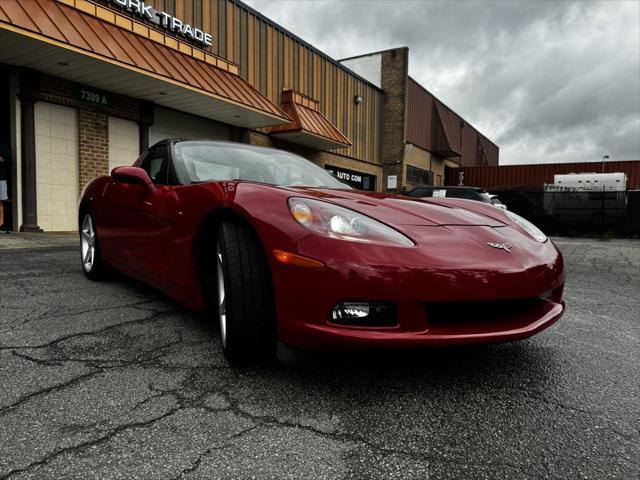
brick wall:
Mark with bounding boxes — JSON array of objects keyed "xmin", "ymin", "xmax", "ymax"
[
  {"xmin": 380, "ymin": 48, "xmax": 409, "ymax": 193},
  {"xmin": 78, "ymin": 109, "xmax": 110, "ymax": 189},
  {"xmin": 246, "ymin": 131, "xmax": 383, "ymax": 191},
  {"xmin": 432, "ymin": 158, "xmax": 446, "ymax": 186}
]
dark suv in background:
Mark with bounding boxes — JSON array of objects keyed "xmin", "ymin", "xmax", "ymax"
[{"xmin": 407, "ymin": 186, "xmax": 507, "ymax": 210}]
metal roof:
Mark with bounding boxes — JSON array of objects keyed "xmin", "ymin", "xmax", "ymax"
[
  {"xmin": 0, "ymin": 0, "xmax": 291, "ymax": 128},
  {"xmin": 268, "ymin": 90, "xmax": 352, "ymax": 150}
]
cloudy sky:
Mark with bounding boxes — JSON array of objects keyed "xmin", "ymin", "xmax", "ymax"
[{"xmin": 244, "ymin": 0, "xmax": 640, "ymax": 165}]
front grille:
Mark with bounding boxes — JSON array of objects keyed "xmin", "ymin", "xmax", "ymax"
[{"xmin": 424, "ymin": 297, "xmax": 547, "ymax": 335}]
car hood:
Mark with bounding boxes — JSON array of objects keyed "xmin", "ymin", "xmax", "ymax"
[{"xmin": 282, "ymin": 187, "xmax": 507, "ymax": 227}]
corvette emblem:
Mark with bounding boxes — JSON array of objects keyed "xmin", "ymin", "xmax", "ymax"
[{"xmin": 487, "ymin": 241, "xmax": 513, "ymax": 252}]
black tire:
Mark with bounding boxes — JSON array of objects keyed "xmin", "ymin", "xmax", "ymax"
[
  {"xmin": 216, "ymin": 220, "xmax": 277, "ymax": 365},
  {"xmin": 80, "ymin": 212, "xmax": 108, "ymax": 281}
]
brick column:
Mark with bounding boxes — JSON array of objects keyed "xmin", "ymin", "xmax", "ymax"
[
  {"xmin": 380, "ymin": 47, "xmax": 409, "ymax": 193},
  {"xmin": 78, "ymin": 109, "xmax": 109, "ymax": 190}
]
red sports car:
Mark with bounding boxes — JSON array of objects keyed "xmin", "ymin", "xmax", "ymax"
[{"xmin": 79, "ymin": 139, "xmax": 565, "ymax": 364}]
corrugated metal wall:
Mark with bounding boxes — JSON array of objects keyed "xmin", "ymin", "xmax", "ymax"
[
  {"xmin": 445, "ymin": 161, "xmax": 640, "ymax": 190},
  {"xmin": 405, "ymin": 79, "xmax": 433, "ymax": 149},
  {"xmin": 406, "ymin": 78, "xmax": 499, "ymax": 167},
  {"xmin": 146, "ymin": 0, "xmax": 383, "ymax": 164}
]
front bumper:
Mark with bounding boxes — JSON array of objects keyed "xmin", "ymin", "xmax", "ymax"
[
  {"xmin": 268, "ymin": 226, "xmax": 566, "ymax": 351},
  {"xmin": 291, "ymin": 296, "xmax": 565, "ymax": 350}
]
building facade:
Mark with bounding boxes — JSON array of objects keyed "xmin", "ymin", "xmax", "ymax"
[
  {"xmin": 341, "ymin": 47, "xmax": 499, "ymax": 193},
  {"xmin": 0, "ymin": 0, "xmax": 497, "ymax": 232}
]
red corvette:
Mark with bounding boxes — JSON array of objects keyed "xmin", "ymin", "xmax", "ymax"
[{"xmin": 79, "ymin": 139, "xmax": 565, "ymax": 364}]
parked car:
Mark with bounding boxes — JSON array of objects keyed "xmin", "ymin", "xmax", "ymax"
[
  {"xmin": 79, "ymin": 140, "xmax": 564, "ymax": 365},
  {"xmin": 408, "ymin": 186, "xmax": 508, "ymax": 209},
  {"xmin": 487, "ymin": 193, "xmax": 508, "ymax": 210}
]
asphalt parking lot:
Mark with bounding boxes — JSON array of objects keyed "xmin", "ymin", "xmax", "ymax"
[{"xmin": 0, "ymin": 237, "xmax": 638, "ymax": 479}]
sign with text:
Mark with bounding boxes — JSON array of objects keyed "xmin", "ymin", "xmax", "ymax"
[
  {"xmin": 108, "ymin": 0, "xmax": 213, "ymax": 47},
  {"xmin": 74, "ymin": 86, "xmax": 112, "ymax": 108},
  {"xmin": 386, "ymin": 175, "xmax": 397, "ymax": 190},
  {"xmin": 325, "ymin": 165, "xmax": 376, "ymax": 191}
]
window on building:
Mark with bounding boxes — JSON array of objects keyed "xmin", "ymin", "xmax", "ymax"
[{"xmin": 406, "ymin": 165, "xmax": 433, "ymax": 186}]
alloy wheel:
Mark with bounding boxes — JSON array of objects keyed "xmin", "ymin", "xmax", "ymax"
[
  {"xmin": 216, "ymin": 241, "xmax": 227, "ymax": 347},
  {"xmin": 81, "ymin": 214, "xmax": 95, "ymax": 273}
]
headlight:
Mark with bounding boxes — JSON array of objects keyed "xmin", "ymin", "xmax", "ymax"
[
  {"xmin": 288, "ymin": 197, "xmax": 414, "ymax": 247},
  {"xmin": 506, "ymin": 210, "xmax": 547, "ymax": 243}
]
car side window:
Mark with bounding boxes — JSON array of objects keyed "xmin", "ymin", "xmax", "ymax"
[
  {"xmin": 410, "ymin": 188, "xmax": 432, "ymax": 197},
  {"xmin": 140, "ymin": 145, "xmax": 174, "ymax": 185}
]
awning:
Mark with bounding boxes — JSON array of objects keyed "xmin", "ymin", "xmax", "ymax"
[
  {"xmin": 431, "ymin": 101, "xmax": 462, "ymax": 158},
  {"xmin": 0, "ymin": 0, "xmax": 291, "ymax": 128},
  {"xmin": 268, "ymin": 90, "xmax": 351, "ymax": 150}
]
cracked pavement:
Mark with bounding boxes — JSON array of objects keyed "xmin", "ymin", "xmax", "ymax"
[{"xmin": 0, "ymin": 238, "xmax": 638, "ymax": 479}]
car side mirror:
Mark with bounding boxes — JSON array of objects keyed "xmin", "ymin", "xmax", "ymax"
[{"xmin": 111, "ymin": 166, "xmax": 157, "ymax": 195}]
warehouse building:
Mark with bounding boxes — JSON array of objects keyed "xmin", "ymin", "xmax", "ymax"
[
  {"xmin": 0, "ymin": 0, "xmax": 496, "ymax": 232},
  {"xmin": 341, "ymin": 47, "xmax": 499, "ymax": 191}
]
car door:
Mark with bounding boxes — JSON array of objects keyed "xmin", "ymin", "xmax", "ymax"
[{"xmin": 101, "ymin": 143, "xmax": 180, "ymax": 285}]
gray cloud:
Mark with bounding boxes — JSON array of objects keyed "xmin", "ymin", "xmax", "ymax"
[{"xmin": 244, "ymin": 0, "xmax": 640, "ymax": 164}]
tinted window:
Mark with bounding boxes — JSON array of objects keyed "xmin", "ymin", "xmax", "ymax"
[
  {"xmin": 140, "ymin": 145, "xmax": 174, "ymax": 185},
  {"xmin": 456, "ymin": 190, "xmax": 476, "ymax": 200},
  {"xmin": 406, "ymin": 165, "xmax": 433, "ymax": 186},
  {"xmin": 408, "ymin": 188, "xmax": 434, "ymax": 197}
]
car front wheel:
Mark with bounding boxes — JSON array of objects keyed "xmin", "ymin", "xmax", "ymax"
[{"xmin": 215, "ymin": 220, "xmax": 277, "ymax": 365}]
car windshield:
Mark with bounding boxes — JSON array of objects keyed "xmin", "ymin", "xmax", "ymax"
[{"xmin": 173, "ymin": 141, "xmax": 351, "ymax": 189}]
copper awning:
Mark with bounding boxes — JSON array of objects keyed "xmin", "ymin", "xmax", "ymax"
[
  {"xmin": 431, "ymin": 101, "xmax": 462, "ymax": 158},
  {"xmin": 269, "ymin": 90, "xmax": 351, "ymax": 150},
  {"xmin": 0, "ymin": 0, "xmax": 290, "ymax": 128}
]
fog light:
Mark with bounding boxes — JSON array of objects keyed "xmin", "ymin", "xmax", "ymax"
[
  {"xmin": 335, "ymin": 302, "xmax": 369, "ymax": 318},
  {"xmin": 331, "ymin": 302, "xmax": 397, "ymax": 326}
]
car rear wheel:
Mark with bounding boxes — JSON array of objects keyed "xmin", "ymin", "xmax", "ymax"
[
  {"xmin": 215, "ymin": 220, "xmax": 277, "ymax": 365},
  {"xmin": 80, "ymin": 213, "xmax": 108, "ymax": 280}
]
